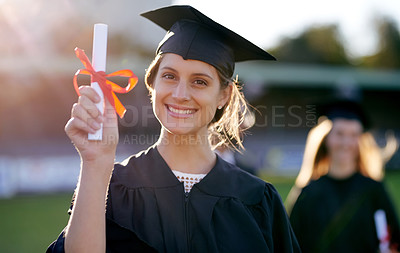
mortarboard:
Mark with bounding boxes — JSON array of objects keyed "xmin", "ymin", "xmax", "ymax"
[
  {"xmin": 140, "ymin": 5, "xmax": 275, "ymax": 78},
  {"xmin": 318, "ymin": 99, "xmax": 370, "ymax": 130}
]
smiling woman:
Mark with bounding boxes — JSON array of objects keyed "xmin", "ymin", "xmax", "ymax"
[
  {"xmin": 146, "ymin": 53, "xmax": 232, "ymax": 148},
  {"xmin": 47, "ymin": 5, "xmax": 300, "ymax": 253},
  {"xmin": 150, "ymin": 54, "xmax": 224, "ymax": 134}
]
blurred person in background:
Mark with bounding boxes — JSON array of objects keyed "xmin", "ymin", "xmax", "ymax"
[
  {"xmin": 286, "ymin": 99, "xmax": 400, "ymax": 253},
  {"xmin": 47, "ymin": 5, "xmax": 300, "ymax": 253}
]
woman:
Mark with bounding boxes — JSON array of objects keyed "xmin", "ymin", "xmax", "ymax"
[
  {"xmin": 47, "ymin": 5, "xmax": 300, "ymax": 253},
  {"xmin": 286, "ymin": 100, "xmax": 400, "ymax": 253}
]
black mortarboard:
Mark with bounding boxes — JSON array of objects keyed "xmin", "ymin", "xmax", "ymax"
[
  {"xmin": 318, "ymin": 100, "xmax": 370, "ymax": 130},
  {"xmin": 140, "ymin": 5, "xmax": 276, "ymax": 78}
]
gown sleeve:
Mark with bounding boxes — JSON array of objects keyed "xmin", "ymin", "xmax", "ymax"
[
  {"xmin": 249, "ymin": 183, "xmax": 301, "ymax": 253},
  {"xmin": 289, "ymin": 187, "xmax": 312, "ymax": 252},
  {"xmin": 46, "ymin": 228, "xmax": 67, "ymax": 253},
  {"xmin": 46, "ymin": 177, "xmax": 159, "ymax": 253},
  {"xmin": 45, "ymin": 194, "xmax": 75, "ymax": 253}
]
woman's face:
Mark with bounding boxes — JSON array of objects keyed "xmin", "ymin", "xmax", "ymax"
[
  {"xmin": 326, "ymin": 118, "xmax": 363, "ymax": 164},
  {"xmin": 151, "ymin": 53, "xmax": 230, "ymax": 136}
]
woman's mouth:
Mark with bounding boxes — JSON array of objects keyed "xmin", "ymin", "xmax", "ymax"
[{"xmin": 166, "ymin": 104, "xmax": 197, "ymax": 118}]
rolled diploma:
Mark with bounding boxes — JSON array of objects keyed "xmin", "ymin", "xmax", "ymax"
[
  {"xmin": 374, "ymin": 209, "xmax": 389, "ymax": 252},
  {"xmin": 88, "ymin": 23, "xmax": 108, "ymax": 140}
]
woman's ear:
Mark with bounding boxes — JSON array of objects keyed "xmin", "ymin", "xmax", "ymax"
[{"xmin": 218, "ymin": 83, "xmax": 233, "ymax": 108}]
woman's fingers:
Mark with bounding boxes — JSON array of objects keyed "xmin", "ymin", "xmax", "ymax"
[
  {"xmin": 77, "ymin": 96, "xmax": 103, "ymax": 123},
  {"xmin": 65, "ymin": 116, "xmax": 96, "ymax": 136},
  {"xmin": 66, "ymin": 86, "xmax": 104, "ymax": 136},
  {"xmin": 70, "ymin": 103, "xmax": 101, "ymax": 134},
  {"xmin": 77, "ymin": 87, "xmax": 103, "ymax": 122},
  {"xmin": 67, "ymin": 85, "xmax": 118, "ymax": 138},
  {"xmin": 64, "ymin": 85, "xmax": 119, "ymax": 161},
  {"xmin": 79, "ymin": 85, "xmax": 101, "ymax": 103}
]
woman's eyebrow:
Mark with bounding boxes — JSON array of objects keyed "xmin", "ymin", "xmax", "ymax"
[
  {"xmin": 159, "ymin": 66, "xmax": 178, "ymax": 72},
  {"xmin": 160, "ymin": 66, "xmax": 214, "ymax": 80},
  {"xmin": 192, "ymin": 72, "xmax": 214, "ymax": 80}
]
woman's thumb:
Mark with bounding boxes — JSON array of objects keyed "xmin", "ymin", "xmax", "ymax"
[{"xmin": 103, "ymin": 97, "xmax": 116, "ymax": 118}]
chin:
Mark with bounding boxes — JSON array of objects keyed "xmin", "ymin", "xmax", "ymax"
[
  {"xmin": 161, "ymin": 118, "xmax": 197, "ymax": 133},
  {"xmin": 164, "ymin": 126, "xmax": 196, "ymax": 136},
  {"xmin": 161, "ymin": 122, "xmax": 209, "ymax": 141},
  {"xmin": 158, "ymin": 113, "xmax": 210, "ymax": 137}
]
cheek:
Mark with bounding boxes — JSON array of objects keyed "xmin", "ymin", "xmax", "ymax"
[
  {"xmin": 151, "ymin": 87, "xmax": 166, "ymax": 117},
  {"xmin": 350, "ymin": 137, "xmax": 360, "ymax": 151},
  {"xmin": 326, "ymin": 135, "xmax": 339, "ymax": 151},
  {"xmin": 152, "ymin": 80, "xmax": 170, "ymax": 101},
  {"xmin": 195, "ymin": 94, "xmax": 218, "ymax": 122},
  {"xmin": 193, "ymin": 86, "xmax": 219, "ymax": 106}
]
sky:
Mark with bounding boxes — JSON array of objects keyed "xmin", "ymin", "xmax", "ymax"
[
  {"xmin": 0, "ymin": 0, "xmax": 398, "ymax": 62},
  {"xmin": 173, "ymin": 0, "xmax": 400, "ymax": 58}
]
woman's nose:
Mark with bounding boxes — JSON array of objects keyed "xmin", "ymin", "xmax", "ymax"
[
  {"xmin": 341, "ymin": 136, "xmax": 356, "ymax": 148},
  {"xmin": 172, "ymin": 81, "xmax": 190, "ymax": 101}
]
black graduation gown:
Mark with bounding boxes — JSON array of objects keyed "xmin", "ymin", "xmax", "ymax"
[
  {"xmin": 290, "ymin": 173, "xmax": 400, "ymax": 253},
  {"xmin": 47, "ymin": 145, "xmax": 300, "ymax": 252}
]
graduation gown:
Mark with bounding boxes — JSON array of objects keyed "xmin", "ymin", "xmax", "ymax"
[
  {"xmin": 47, "ymin": 145, "xmax": 300, "ymax": 252},
  {"xmin": 290, "ymin": 173, "xmax": 400, "ymax": 253}
]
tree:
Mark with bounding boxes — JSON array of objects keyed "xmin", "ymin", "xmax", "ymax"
[
  {"xmin": 361, "ymin": 17, "xmax": 400, "ymax": 69},
  {"xmin": 271, "ymin": 24, "xmax": 350, "ymax": 65}
]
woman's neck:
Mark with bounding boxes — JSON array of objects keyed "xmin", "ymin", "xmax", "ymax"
[
  {"xmin": 156, "ymin": 128, "xmax": 216, "ymax": 174},
  {"xmin": 328, "ymin": 160, "xmax": 358, "ymax": 179}
]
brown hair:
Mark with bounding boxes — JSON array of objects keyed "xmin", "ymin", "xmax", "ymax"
[{"xmin": 144, "ymin": 54, "xmax": 251, "ymax": 151}]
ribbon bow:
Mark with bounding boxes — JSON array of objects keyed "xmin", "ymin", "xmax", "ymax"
[{"xmin": 73, "ymin": 47, "xmax": 138, "ymax": 118}]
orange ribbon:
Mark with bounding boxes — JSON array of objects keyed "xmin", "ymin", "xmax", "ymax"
[{"xmin": 73, "ymin": 47, "xmax": 138, "ymax": 118}]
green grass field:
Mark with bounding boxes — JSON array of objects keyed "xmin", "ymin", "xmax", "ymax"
[{"xmin": 1, "ymin": 171, "xmax": 399, "ymax": 253}]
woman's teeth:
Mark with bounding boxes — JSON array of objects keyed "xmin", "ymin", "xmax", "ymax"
[{"xmin": 168, "ymin": 106, "xmax": 194, "ymax": 114}]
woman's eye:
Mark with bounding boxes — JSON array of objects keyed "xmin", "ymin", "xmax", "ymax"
[
  {"xmin": 194, "ymin": 79, "xmax": 207, "ymax": 86},
  {"xmin": 162, "ymin": 73, "xmax": 175, "ymax": 79}
]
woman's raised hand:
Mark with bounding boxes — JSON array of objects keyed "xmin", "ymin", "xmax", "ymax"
[
  {"xmin": 65, "ymin": 86, "xmax": 119, "ymax": 163},
  {"xmin": 64, "ymin": 86, "xmax": 118, "ymax": 253}
]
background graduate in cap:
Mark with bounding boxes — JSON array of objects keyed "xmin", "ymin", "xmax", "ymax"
[
  {"xmin": 286, "ymin": 99, "xmax": 400, "ymax": 253},
  {"xmin": 47, "ymin": 5, "xmax": 300, "ymax": 253}
]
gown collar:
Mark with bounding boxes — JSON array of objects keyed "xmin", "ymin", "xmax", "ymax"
[{"xmin": 143, "ymin": 145, "xmax": 265, "ymax": 205}]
